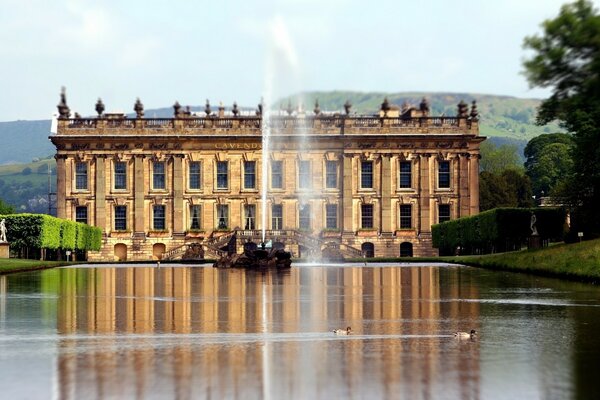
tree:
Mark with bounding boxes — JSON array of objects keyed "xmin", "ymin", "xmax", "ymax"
[
  {"xmin": 479, "ymin": 141, "xmax": 521, "ymax": 173},
  {"xmin": 523, "ymin": 0, "xmax": 600, "ymax": 235},
  {"xmin": 0, "ymin": 198, "xmax": 15, "ymax": 214},
  {"xmin": 524, "ymin": 133, "xmax": 575, "ymax": 197},
  {"xmin": 479, "ymin": 169, "xmax": 534, "ymax": 211}
]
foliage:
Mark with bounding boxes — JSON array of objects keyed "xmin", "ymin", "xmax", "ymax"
[
  {"xmin": 0, "ymin": 198, "xmax": 14, "ymax": 214},
  {"xmin": 524, "ymin": 133, "xmax": 575, "ymax": 197},
  {"xmin": 0, "ymin": 158, "xmax": 56, "ymax": 213},
  {"xmin": 523, "ymin": 0, "xmax": 600, "ymax": 236},
  {"xmin": 479, "ymin": 169, "xmax": 534, "ymax": 211},
  {"xmin": 432, "ymin": 207, "xmax": 567, "ymax": 255},
  {"xmin": 480, "ymin": 141, "xmax": 521, "ymax": 173},
  {"xmin": 0, "ymin": 213, "xmax": 101, "ymax": 252}
]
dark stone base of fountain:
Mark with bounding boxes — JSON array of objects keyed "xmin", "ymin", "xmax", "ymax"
[{"xmin": 213, "ymin": 242, "xmax": 292, "ymax": 270}]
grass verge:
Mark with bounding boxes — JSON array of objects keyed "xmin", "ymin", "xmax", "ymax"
[{"xmin": 0, "ymin": 259, "xmax": 73, "ymax": 275}]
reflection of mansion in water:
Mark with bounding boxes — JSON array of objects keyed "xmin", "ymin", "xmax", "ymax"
[{"xmin": 50, "ymin": 90, "xmax": 483, "ymax": 261}]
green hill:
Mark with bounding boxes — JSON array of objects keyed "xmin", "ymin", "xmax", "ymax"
[
  {"xmin": 0, "ymin": 156, "xmax": 56, "ymax": 213},
  {"xmin": 281, "ymin": 91, "xmax": 563, "ymax": 140}
]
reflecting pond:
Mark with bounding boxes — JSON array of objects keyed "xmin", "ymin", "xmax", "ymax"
[{"xmin": 1, "ymin": 263, "xmax": 600, "ymax": 399}]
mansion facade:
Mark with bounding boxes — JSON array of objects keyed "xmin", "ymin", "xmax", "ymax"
[{"xmin": 51, "ymin": 92, "xmax": 484, "ymax": 261}]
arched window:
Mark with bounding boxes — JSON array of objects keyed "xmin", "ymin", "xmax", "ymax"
[
  {"xmin": 400, "ymin": 242, "xmax": 413, "ymax": 257},
  {"xmin": 361, "ymin": 242, "xmax": 375, "ymax": 258},
  {"xmin": 114, "ymin": 243, "xmax": 127, "ymax": 262},
  {"xmin": 153, "ymin": 243, "xmax": 166, "ymax": 260}
]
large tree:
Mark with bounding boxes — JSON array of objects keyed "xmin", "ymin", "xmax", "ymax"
[
  {"xmin": 524, "ymin": 133, "xmax": 575, "ymax": 197},
  {"xmin": 0, "ymin": 198, "xmax": 15, "ymax": 214},
  {"xmin": 523, "ymin": 0, "xmax": 600, "ymax": 235}
]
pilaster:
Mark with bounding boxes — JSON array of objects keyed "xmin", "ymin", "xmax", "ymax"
[{"xmin": 95, "ymin": 156, "xmax": 106, "ymax": 231}]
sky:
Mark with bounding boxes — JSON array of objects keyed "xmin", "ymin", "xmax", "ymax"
[{"xmin": 1, "ymin": 0, "xmax": 598, "ymax": 121}]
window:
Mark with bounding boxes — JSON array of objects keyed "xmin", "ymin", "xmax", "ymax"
[
  {"xmin": 217, "ymin": 204, "xmax": 229, "ymax": 229},
  {"xmin": 326, "ymin": 204, "xmax": 338, "ymax": 229},
  {"xmin": 244, "ymin": 205, "xmax": 256, "ymax": 230},
  {"xmin": 153, "ymin": 161, "xmax": 165, "ymax": 189},
  {"xmin": 439, "ymin": 204, "xmax": 451, "ymax": 223},
  {"xmin": 244, "ymin": 161, "xmax": 256, "ymax": 189},
  {"xmin": 299, "ymin": 204, "xmax": 311, "ymax": 230},
  {"xmin": 153, "ymin": 205, "xmax": 166, "ymax": 230},
  {"xmin": 75, "ymin": 162, "xmax": 88, "ymax": 190},
  {"xmin": 272, "ymin": 204, "xmax": 283, "ymax": 229},
  {"xmin": 399, "ymin": 161, "xmax": 411, "ymax": 189},
  {"xmin": 438, "ymin": 161, "xmax": 450, "ymax": 188},
  {"xmin": 189, "ymin": 162, "xmax": 202, "ymax": 189},
  {"xmin": 298, "ymin": 160, "xmax": 311, "ymax": 189},
  {"xmin": 75, "ymin": 206, "xmax": 88, "ymax": 224},
  {"xmin": 326, "ymin": 160, "xmax": 338, "ymax": 189},
  {"xmin": 271, "ymin": 161, "xmax": 283, "ymax": 189},
  {"xmin": 216, "ymin": 161, "xmax": 228, "ymax": 189},
  {"xmin": 400, "ymin": 204, "xmax": 412, "ymax": 229},
  {"xmin": 190, "ymin": 205, "xmax": 201, "ymax": 230},
  {"xmin": 361, "ymin": 161, "xmax": 373, "ymax": 189},
  {"xmin": 361, "ymin": 204, "xmax": 373, "ymax": 229},
  {"xmin": 113, "ymin": 161, "xmax": 127, "ymax": 190},
  {"xmin": 114, "ymin": 205, "xmax": 127, "ymax": 231}
]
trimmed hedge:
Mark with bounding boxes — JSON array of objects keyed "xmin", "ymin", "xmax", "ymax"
[
  {"xmin": 0, "ymin": 213, "xmax": 101, "ymax": 252},
  {"xmin": 432, "ymin": 207, "xmax": 567, "ymax": 255}
]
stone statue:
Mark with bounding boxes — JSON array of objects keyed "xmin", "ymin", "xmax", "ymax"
[
  {"xmin": 0, "ymin": 219, "xmax": 7, "ymax": 243},
  {"xmin": 530, "ymin": 213, "xmax": 538, "ymax": 236}
]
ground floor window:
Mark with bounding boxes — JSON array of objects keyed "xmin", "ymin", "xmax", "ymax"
[
  {"xmin": 153, "ymin": 205, "xmax": 166, "ymax": 230},
  {"xmin": 272, "ymin": 205, "xmax": 283, "ymax": 229},
  {"xmin": 299, "ymin": 204, "xmax": 311, "ymax": 230},
  {"xmin": 75, "ymin": 206, "xmax": 88, "ymax": 224},
  {"xmin": 361, "ymin": 204, "xmax": 373, "ymax": 229},
  {"xmin": 326, "ymin": 204, "xmax": 338, "ymax": 229},
  {"xmin": 190, "ymin": 205, "xmax": 201, "ymax": 230},
  {"xmin": 400, "ymin": 204, "xmax": 412, "ymax": 229},
  {"xmin": 244, "ymin": 204, "xmax": 256, "ymax": 230},
  {"xmin": 114, "ymin": 205, "xmax": 127, "ymax": 231},
  {"xmin": 217, "ymin": 204, "xmax": 229, "ymax": 229},
  {"xmin": 439, "ymin": 204, "xmax": 451, "ymax": 223}
]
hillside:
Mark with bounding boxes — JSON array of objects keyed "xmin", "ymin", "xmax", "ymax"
[
  {"xmin": 0, "ymin": 91, "xmax": 561, "ymax": 166},
  {"xmin": 0, "ymin": 156, "xmax": 56, "ymax": 213},
  {"xmin": 281, "ymin": 91, "xmax": 563, "ymax": 140}
]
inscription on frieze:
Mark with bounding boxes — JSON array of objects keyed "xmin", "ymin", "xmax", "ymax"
[
  {"xmin": 111, "ymin": 143, "xmax": 129, "ymax": 150},
  {"xmin": 71, "ymin": 143, "xmax": 89, "ymax": 150}
]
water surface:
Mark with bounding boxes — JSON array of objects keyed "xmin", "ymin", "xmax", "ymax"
[{"xmin": 1, "ymin": 263, "xmax": 599, "ymax": 399}]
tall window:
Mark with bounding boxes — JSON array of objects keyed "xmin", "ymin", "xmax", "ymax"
[
  {"xmin": 216, "ymin": 161, "xmax": 228, "ymax": 189},
  {"xmin": 75, "ymin": 206, "xmax": 88, "ymax": 224},
  {"xmin": 244, "ymin": 205, "xmax": 256, "ymax": 230},
  {"xmin": 400, "ymin": 204, "xmax": 412, "ymax": 229},
  {"xmin": 114, "ymin": 161, "xmax": 127, "ymax": 190},
  {"xmin": 189, "ymin": 162, "xmax": 202, "ymax": 189},
  {"xmin": 438, "ymin": 161, "xmax": 450, "ymax": 188},
  {"xmin": 361, "ymin": 204, "xmax": 373, "ymax": 229},
  {"xmin": 271, "ymin": 161, "xmax": 283, "ymax": 189},
  {"xmin": 326, "ymin": 204, "xmax": 338, "ymax": 229},
  {"xmin": 299, "ymin": 204, "xmax": 311, "ymax": 230},
  {"xmin": 244, "ymin": 161, "xmax": 256, "ymax": 189},
  {"xmin": 361, "ymin": 161, "xmax": 373, "ymax": 189},
  {"xmin": 298, "ymin": 160, "xmax": 311, "ymax": 189},
  {"xmin": 114, "ymin": 205, "xmax": 127, "ymax": 231},
  {"xmin": 439, "ymin": 204, "xmax": 451, "ymax": 223},
  {"xmin": 153, "ymin": 205, "xmax": 166, "ymax": 230},
  {"xmin": 217, "ymin": 204, "xmax": 229, "ymax": 229},
  {"xmin": 326, "ymin": 160, "xmax": 338, "ymax": 189},
  {"xmin": 399, "ymin": 161, "xmax": 412, "ymax": 189},
  {"xmin": 153, "ymin": 161, "xmax": 165, "ymax": 189},
  {"xmin": 190, "ymin": 205, "xmax": 201, "ymax": 230},
  {"xmin": 272, "ymin": 204, "xmax": 283, "ymax": 229},
  {"xmin": 75, "ymin": 162, "xmax": 88, "ymax": 190}
]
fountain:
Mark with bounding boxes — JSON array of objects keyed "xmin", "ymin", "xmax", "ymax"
[{"xmin": 213, "ymin": 16, "xmax": 298, "ymax": 270}]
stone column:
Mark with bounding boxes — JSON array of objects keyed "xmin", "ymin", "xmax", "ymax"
[
  {"xmin": 381, "ymin": 155, "xmax": 392, "ymax": 234},
  {"xmin": 172, "ymin": 155, "xmax": 184, "ymax": 234},
  {"xmin": 469, "ymin": 154, "xmax": 480, "ymax": 214},
  {"xmin": 418, "ymin": 154, "xmax": 431, "ymax": 233},
  {"xmin": 134, "ymin": 155, "xmax": 145, "ymax": 234},
  {"xmin": 55, "ymin": 155, "xmax": 67, "ymax": 218},
  {"xmin": 459, "ymin": 154, "xmax": 470, "ymax": 217},
  {"xmin": 95, "ymin": 156, "xmax": 106, "ymax": 232},
  {"xmin": 342, "ymin": 154, "xmax": 354, "ymax": 234}
]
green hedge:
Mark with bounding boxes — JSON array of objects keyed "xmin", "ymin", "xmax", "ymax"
[
  {"xmin": 0, "ymin": 213, "xmax": 101, "ymax": 252},
  {"xmin": 432, "ymin": 207, "xmax": 567, "ymax": 255}
]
